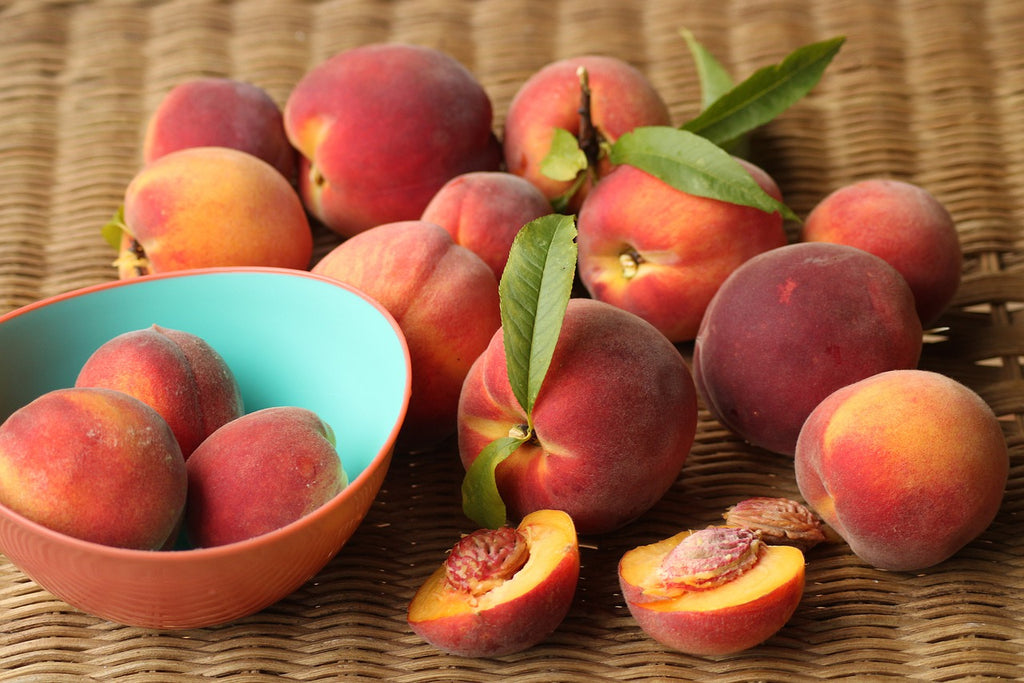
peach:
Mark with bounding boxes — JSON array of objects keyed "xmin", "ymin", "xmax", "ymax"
[
  {"xmin": 312, "ymin": 220, "xmax": 501, "ymax": 453},
  {"xmin": 407, "ymin": 508, "xmax": 579, "ymax": 657},
  {"xmin": 185, "ymin": 406, "xmax": 347, "ymax": 547},
  {"xmin": 457, "ymin": 298, "xmax": 698, "ymax": 535},
  {"xmin": 0, "ymin": 387, "xmax": 186, "ymax": 550},
  {"xmin": 113, "ymin": 146, "xmax": 313, "ymax": 278},
  {"xmin": 284, "ymin": 42, "xmax": 502, "ymax": 238},
  {"xmin": 795, "ymin": 369, "xmax": 1009, "ymax": 572},
  {"xmin": 577, "ymin": 159, "xmax": 787, "ymax": 342},
  {"xmin": 801, "ymin": 179, "xmax": 962, "ymax": 326},
  {"xmin": 142, "ymin": 77, "xmax": 298, "ymax": 183},
  {"xmin": 421, "ymin": 171, "xmax": 553, "ymax": 280},
  {"xmin": 693, "ymin": 242, "xmax": 923, "ymax": 456},
  {"xmin": 503, "ymin": 55, "xmax": 671, "ymax": 211},
  {"xmin": 618, "ymin": 526, "xmax": 805, "ymax": 656},
  {"xmin": 75, "ymin": 324, "xmax": 244, "ymax": 459}
]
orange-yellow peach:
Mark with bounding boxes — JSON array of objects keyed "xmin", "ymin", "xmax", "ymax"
[
  {"xmin": 284, "ymin": 42, "xmax": 502, "ymax": 238},
  {"xmin": 693, "ymin": 242, "xmax": 923, "ymax": 456},
  {"xmin": 618, "ymin": 526, "xmax": 805, "ymax": 656},
  {"xmin": 503, "ymin": 55, "xmax": 671, "ymax": 211},
  {"xmin": 407, "ymin": 509, "xmax": 579, "ymax": 657},
  {"xmin": 0, "ymin": 387, "xmax": 186, "ymax": 550},
  {"xmin": 421, "ymin": 171, "xmax": 553, "ymax": 280},
  {"xmin": 115, "ymin": 146, "xmax": 313, "ymax": 278},
  {"xmin": 795, "ymin": 369, "xmax": 1009, "ymax": 571},
  {"xmin": 75, "ymin": 324, "xmax": 244, "ymax": 459},
  {"xmin": 143, "ymin": 77, "xmax": 298, "ymax": 183},
  {"xmin": 457, "ymin": 298, "xmax": 698, "ymax": 535},
  {"xmin": 577, "ymin": 159, "xmax": 787, "ymax": 342},
  {"xmin": 801, "ymin": 179, "xmax": 961, "ymax": 326},
  {"xmin": 312, "ymin": 220, "xmax": 501, "ymax": 453},
  {"xmin": 185, "ymin": 406, "xmax": 346, "ymax": 547}
]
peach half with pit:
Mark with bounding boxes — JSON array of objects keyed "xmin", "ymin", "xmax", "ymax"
[
  {"xmin": 618, "ymin": 525, "xmax": 805, "ymax": 656},
  {"xmin": 407, "ymin": 509, "xmax": 580, "ymax": 658}
]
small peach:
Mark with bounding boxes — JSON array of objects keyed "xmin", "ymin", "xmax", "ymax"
[
  {"xmin": 407, "ymin": 509, "xmax": 580, "ymax": 657},
  {"xmin": 0, "ymin": 387, "xmax": 186, "ymax": 550},
  {"xmin": 143, "ymin": 77, "xmax": 298, "ymax": 182},
  {"xmin": 795, "ymin": 369, "xmax": 1009, "ymax": 571},
  {"xmin": 185, "ymin": 406, "xmax": 347, "ymax": 547},
  {"xmin": 75, "ymin": 324, "xmax": 244, "ymax": 459}
]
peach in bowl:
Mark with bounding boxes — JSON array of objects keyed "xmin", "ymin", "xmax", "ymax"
[{"xmin": 0, "ymin": 267, "xmax": 411, "ymax": 629}]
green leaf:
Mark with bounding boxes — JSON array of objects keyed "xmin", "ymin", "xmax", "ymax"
[
  {"xmin": 540, "ymin": 127, "xmax": 589, "ymax": 182},
  {"xmin": 461, "ymin": 435, "xmax": 528, "ymax": 529},
  {"xmin": 610, "ymin": 126, "xmax": 799, "ymax": 222},
  {"xmin": 681, "ymin": 36, "xmax": 845, "ymax": 148},
  {"xmin": 499, "ymin": 214, "xmax": 578, "ymax": 417},
  {"xmin": 100, "ymin": 205, "xmax": 127, "ymax": 250},
  {"xmin": 680, "ymin": 28, "xmax": 735, "ymax": 110}
]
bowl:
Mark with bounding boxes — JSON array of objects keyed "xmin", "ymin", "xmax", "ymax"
[{"xmin": 0, "ymin": 267, "xmax": 411, "ymax": 629}]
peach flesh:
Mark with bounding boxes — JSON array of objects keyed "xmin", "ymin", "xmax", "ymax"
[
  {"xmin": 407, "ymin": 509, "xmax": 580, "ymax": 658},
  {"xmin": 619, "ymin": 528, "xmax": 805, "ymax": 656}
]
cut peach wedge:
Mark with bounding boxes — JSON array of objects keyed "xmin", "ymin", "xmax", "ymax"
[
  {"xmin": 407, "ymin": 509, "xmax": 580, "ymax": 658},
  {"xmin": 618, "ymin": 526, "xmax": 805, "ymax": 656}
]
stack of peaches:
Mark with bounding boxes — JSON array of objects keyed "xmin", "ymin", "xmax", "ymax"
[{"xmin": 11, "ymin": 40, "xmax": 1009, "ymax": 657}]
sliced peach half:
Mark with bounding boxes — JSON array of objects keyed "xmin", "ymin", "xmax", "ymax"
[
  {"xmin": 407, "ymin": 508, "xmax": 580, "ymax": 658},
  {"xmin": 619, "ymin": 526, "xmax": 805, "ymax": 656}
]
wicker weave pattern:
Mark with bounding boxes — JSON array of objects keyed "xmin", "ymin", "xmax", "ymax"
[{"xmin": 2, "ymin": 0, "xmax": 1023, "ymax": 680}]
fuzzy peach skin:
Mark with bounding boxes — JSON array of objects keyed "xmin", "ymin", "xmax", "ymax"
[
  {"xmin": 312, "ymin": 220, "xmax": 501, "ymax": 453},
  {"xmin": 185, "ymin": 406, "xmax": 347, "ymax": 548},
  {"xmin": 801, "ymin": 179, "xmax": 961, "ymax": 327},
  {"xmin": 75, "ymin": 324, "xmax": 244, "ymax": 459},
  {"xmin": 421, "ymin": 171, "xmax": 553, "ymax": 280},
  {"xmin": 116, "ymin": 146, "xmax": 313, "ymax": 278},
  {"xmin": 693, "ymin": 242, "xmax": 923, "ymax": 456},
  {"xmin": 0, "ymin": 387, "xmax": 186, "ymax": 550},
  {"xmin": 503, "ymin": 55, "xmax": 671, "ymax": 211},
  {"xmin": 408, "ymin": 509, "xmax": 580, "ymax": 658},
  {"xmin": 795, "ymin": 369, "xmax": 1009, "ymax": 572},
  {"xmin": 577, "ymin": 159, "xmax": 787, "ymax": 342},
  {"xmin": 143, "ymin": 77, "xmax": 298, "ymax": 183},
  {"xmin": 618, "ymin": 529, "xmax": 805, "ymax": 656},
  {"xmin": 284, "ymin": 42, "xmax": 502, "ymax": 238},
  {"xmin": 457, "ymin": 298, "xmax": 698, "ymax": 535}
]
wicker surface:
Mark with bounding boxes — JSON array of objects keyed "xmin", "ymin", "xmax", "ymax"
[{"xmin": 2, "ymin": 0, "xmax": 1023, "ymax": 680}]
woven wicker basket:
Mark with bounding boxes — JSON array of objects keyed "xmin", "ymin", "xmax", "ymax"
[{"xmin": 2, "ymin": 0, "xmax": 1023, "ymax": 680}]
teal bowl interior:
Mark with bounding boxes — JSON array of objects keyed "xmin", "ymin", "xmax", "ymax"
[
  {"xmin": 0, "ymin": 267, "xmax": 410, "ymax": 469},
  {"xmin": 0, "ymin": 267, "xmax": 412, "ymax": 628}
]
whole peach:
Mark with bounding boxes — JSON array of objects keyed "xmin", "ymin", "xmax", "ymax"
[
  {"xmin": 577, "ymin": 159, "xmax": 787, "ymax": 342},
  {"xmin": 143, "ymin": 77, "xmax": 298, "ymax": 182},
  {"xmin": 693, "ymin": 242, "xmax": 923, "ymax": 456},
  {"xmin": 421, "ymin": 171, "xmax": 553, "ymax": 280},
  {"xmin": 801, "ymin": 179, "xmax": 962, "ymax": 326},
  {"xmin": 116, "ymin": 146, "xmax": 313, "ymax": 278},
  {"xmin": 0, "ymin": 387, "xmax": 186, "ymax": 550},
  {"xmin": 284, "ymin": 43, "xmax": 502, "ymax": 237},
  {"xmin": 75, "ymin": 324, "xmax": 244, "ymax": 458},
  {"xmin": 457, "ymin": 298, "xmax": 698, "ymax": 535},
  {"xmin": 795, "ymin": 369, "xmax": 1008, "ymax": 572},
  {"xmin": 503, "ymin": 54, "xmax": 671, "ymax": 211},
  {"xmin": 312, "ymin": 220, "xmax": 501, "ymax": 452},
  {"xmin": 408, "ymin": 509, "xmax": 580, "ymax": 657},
  {"xmin": 185, "ymin": 406, "xmax": 347, "ymax": 547}
]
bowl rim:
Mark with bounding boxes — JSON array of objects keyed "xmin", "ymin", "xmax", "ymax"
[{"xmin": 0, "ymin": 265, "xmax": 412, "ymax": 561}]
